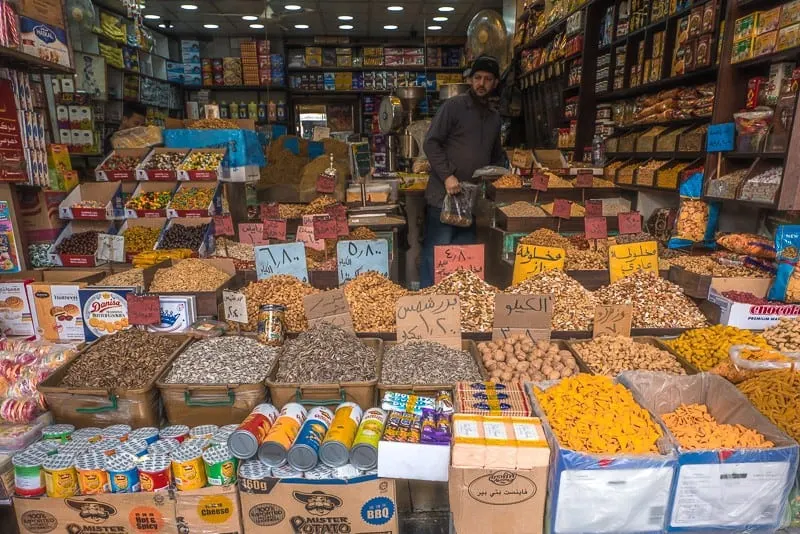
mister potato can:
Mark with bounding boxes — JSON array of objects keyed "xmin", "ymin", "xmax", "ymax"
[
  {"xmin": 105, "ymin": 453, "xmax": 140, "ymax": 493},
  {"xmin": 286, "ymin": 406, "xmax": 334, "ymax": 472},
  {"xmin": 228, "ymin": 403, "xmax": 280, "ymax": 460},
  {"xmin": 42, "ymin": 454, "xmax": 78, "ymax": 498},
  {"xmin": 257, "ymin": 403, "xmax": 307, "ymax": 467},
  {"xmin": 350, "ymin": 408, "xmax": 387, "ymax": 470},
  {"xmin": 171, "ymin": 445, "xmax": 207, "ymax": 491},
  {"xmin": 319, "ymin": 402, "xmax": 363, "ymax": 468},
  {"xmin": 75, "ymin": 452, "xmax": 110, "ymax": 495}
]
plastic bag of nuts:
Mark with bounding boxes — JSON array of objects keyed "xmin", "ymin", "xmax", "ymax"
[
  {"xmin": 674, "ymin": 199, "xmax": 714, "ymax": 243},
  {"xmin": 440, "ymin": 183, "xmax": 478, "ymax": 228}
]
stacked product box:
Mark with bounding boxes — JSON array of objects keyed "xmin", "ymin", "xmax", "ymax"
[
  {"xmin": 181, "ymin": 40, "xmax": 202, "ymax": 86},
  {"xmin": 201, "ymin": 58, "xmax": 213, "ymax": 86},
  {"xmin": 241, "ymin": 41, "xmax": 259, "ymax": 86},
  {"xmin": 2, "ymin": 70, "xmax": 44, "ymax": 184},
  {"xmin": 733, "ymin": 1, "xmax": 800, "ymax": 62},
  {"xmin": 271, "ymin": 54, "xmax": 285, "ymax": 86}
]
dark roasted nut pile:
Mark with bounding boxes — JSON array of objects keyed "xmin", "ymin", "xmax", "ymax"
[
  {"xmin": 55, "ymin": 231, "xmax": 100, "ymax": 255},
  {"xmin": 144, "ymin": 152, "xmax": 186, "ymax": 170},
  {"xmin": 102, "ymin": 155, "xmax": 140, "ymax": 170},
  {"xmin": 722, "ymin": 290, "xmax": 774, "ymax": 305},
  {"xmin": 179, "ymin": 152, "xmax": 225, "ymax": 171},
  {"xmin": 59, "ymin": 330, "xmax": 184, "ymax": 388},
  {"xmin": 157, "ymin": 223, "xmax": 208, "ymax": 250}
]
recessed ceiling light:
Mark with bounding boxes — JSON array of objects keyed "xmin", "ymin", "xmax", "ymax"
[
  {"xmin": 158, "ymin": 23, "xmax": 166, "ymax": 28},
  {"xmin": 339, "ymin": 24, "xmax": 353, "ymax": 29},
  {"xmin": 203, "ymin": 24, "xmax": 219, "ymax": 29},
  {"xmin": 180, "ymin": 4, "xmax": 198, "ymax": 10},
  {"xmin": 294, "ymin": 24, "xmax": 309, "ymax": 29},
  {"xmin": 433, "ymin": 16, "xmax": 448, "ymax": 21},
  {"xmin": 285, "ymin": 4, "xmax": 302, "ymax": 10},
  {"xmin": 384, "ymin": 24, "xmax": 398, "ymax": 29},
  {"xmin": 242, "ymin": 15, "xmax": 258, "ymax": 20},
  {"xmin": 144, "ymin": 14, "xmax": 160, "ymax": 19},
  {"xmin": 438, "ymin": 6, "xmax": 455, "ymax": 11},
  {"xmin": 427, "ymin": 25, "xmax": 442, "ymax": 30},
  {"xmin": 387, "ymin": 6, "xmax": 404, "ymax": 11},
  {"xmin": 138, "ymin": 3, "xmax": 146, "ymax": 8},
  {"xmin": 250, "ymin": 23, "xmax": 265, "ymax": 28},
  {"xmin": 338, "ymin": 15, "xmax": 353, "ymax": 20}
]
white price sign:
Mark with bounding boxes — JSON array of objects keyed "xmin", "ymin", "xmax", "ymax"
[
  {"xmin": 97, "ymin": 233, "xmax": 125, "ymax": 263},
  {"xmin": 222, "ymin": 290, "xmax": 248, "ymax": 324}
]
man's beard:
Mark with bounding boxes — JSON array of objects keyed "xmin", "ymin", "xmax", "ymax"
[{"xmin": 469, "ymin": 87, "xmax": 489, "ymax": 105}]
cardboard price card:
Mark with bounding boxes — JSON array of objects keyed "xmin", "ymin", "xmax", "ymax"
[
  {"xmin": 255, "ymin": 242, "xmax": 309, "ymax": 282},
  {"xmin": 618, "ymin": 212, "xmax": 643, "ymax": 234},
  {"xmin": 512, "ymin": 244, "xmax": 565, "ymax": 285},
  {"xmin": 531, "ymin": 171, "xmax": 549, "ymax": 192},
  {"xmin": 316, "ymin": 172, "xmax": 336, "ymax": 194},
  {"xmin": 575, "ymin": 172, "xmax": 594, "ymax": 187},
  {"xmin": 593, "ymin": 304, "xmax": 633, "ymax": 337},
  {"xmin": 396, "ymin": 295, "xmax": 461, "ymax": 349},
  {"xmin": 434, "ymin": 244, "xmax": 484, "ymax": 283},
  {"xmin": 263, "ymin": 218, "xmax": 288, "ymax": 241},
  {"xmin": 97, "ymin": 233, "xmax": 125, "ymax": 263},
  {"xmin": 608, "ymin": 241, "xmax": 659, "ymax": 282},
  {"xmin": 296, "ymin": 225, "xmax": 325, "ymax": 251},
  {"xmin": 222, "ymin": 290, "xmax": 248, "ymax": 324},
  {"xmin": 313, "ymin": 217, "xmax": 338, "ymax": 240},
  {"xmin": 492, "ymin": 293, "xmax": 553, "ymax": 341},
  {"xmin": 585, "ymin": 199, "xmax": 603, "ymax": 217},
  {"xmin": 337, "ymin": 239, "xmax": 389, "ymax": 285},
  {"xmin": 126, "ymin": 294, "xmax": 161, "ymax": 325},
  {"xmin": 584, "ymin": 216, "xmax": 608, "ymax": 240},
  {"xmin": 238, "ymin": 223, "xmax": 269, "ymax": 246},
  {"xmin": 552, "ymin": 199, "xmax": 572, "ymax": 219},
  {"xmin": 260, "ymin": 203, "xmax": 280, "ymax": 221},
  {"xmin": 213, "ymin": 215, "xmax": 234, "ymax": 236},
  {"xmin": 303, "ymin": 289, "xmax": 354, "ymax": 332}
]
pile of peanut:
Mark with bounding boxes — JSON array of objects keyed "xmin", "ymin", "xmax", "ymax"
[
  {"xmin": 763, "ymin": 318, "xmax": 800, "ymax": 352},
  {"xmin": 343, "ymin": 271, "xmax": 408, "ymax": 332},
  {"xmin": 234, "ymin": 275, "xmax": 319, "ymax": 332}
]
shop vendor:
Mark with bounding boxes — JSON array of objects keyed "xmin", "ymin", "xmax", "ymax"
[{"xmin": 421, "ymin": 55, "xmax": 504, "ymax": 288}]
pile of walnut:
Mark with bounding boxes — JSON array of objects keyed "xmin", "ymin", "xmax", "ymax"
[{"xmin": 478, "ymin": 335, "xmax": 579, "ymax": 383}]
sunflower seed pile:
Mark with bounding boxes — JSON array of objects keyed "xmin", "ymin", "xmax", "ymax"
[
  {"xmin": 381, "ymin": 341, "xmax": 482, "ymax": 384},
  {"xmin": 276, "ymin": 323, "xmax": 377, "ymax": 383},
  {"xmin": 164, "ymin": 336, "xmax": 279, "ymax": 384}
]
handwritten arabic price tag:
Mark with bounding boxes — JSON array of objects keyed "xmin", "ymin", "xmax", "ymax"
[
  {"xmin": 396, "ymin": 295, "xmax": 461, "ymax": 349},
  {"xmin": 313, "ymin": 217, "xmax": 337, "ymax": 240},
  {"xmin": 434, "ymin": 244, "xmax": 484, "ymax": 284},
  {"xmin": 511, "ymin": 149, "xmax": 534, "ymax": 169},
  {"xmin": 618, "ymin": 212, "xmax": 642, "ymax": 235},
  {"xmin": 222, "ymin": 290, "xmax": 248, "ymax": 324},
  {"xmin": 303, "ymin": 289, "xmax": 354, "ymax": 332},
  {"xmin": 97, "ymin": 234, "xmax": 125, "ymax": 263},
  {"xmin": 260, "ymin": 203, "xmax": 280, "ymax": 221},
  {"xmin": 492, "ymin": 294, "xmax": 553, "ymax": 341},
  {"xmin": 512, "ymin": 244, "xmax": 565, "ymax": 285},
  {"xmin": 296, "ymin": 225, "xmax": 326, "ymax": 251},
  {"xmin": 552, "ymin": 199, "xmax": 571, "ymax": 219},
  {"xmin": 238, "ymin": 223, "xmax": 269, "ymax": 246},
  {"xmin": 255, "ymin": 242, "xmax": 309, "ymax": 282},
  {"xmin": 706, "ymin": 123, "xmax": 735, "ymax": 153},
  {"xmin": 575, "ymin": 172, "xmax": 594, "ymax": 188},
  {"xmin": 213, "ymin": 215, "xmax": 234, "ymax": 236},
  {"xmin": 608, "ymin": 241, "xmax": 659, "ymax": 283},
  {"xmin": 585, "ymin": 199, "xmax": 603, "ymax": 217},
  {"xmin": 316, "ymin": 173, "xmax": 336, "ymax": 194},
  {"xmin": 593, "ymin": 304, "xmax": 633, "ymax": 337},
  {"xmin": 126, "ymin": 294, "xmax": 161, "ymax": 325},
  {"xmin": 584, "ymin": 216, "xmax": 608, "ymax": 240},
  {"xmin": 336, "ymin": 239, "xmax": 389, "ymax": 285},
  {"xmin": 263, "ymin": 219, "xmax": 287, "ymax": 241},
  {"xmin": 531, "ymin": 171, "xmax": 549, "ymax": 192}
]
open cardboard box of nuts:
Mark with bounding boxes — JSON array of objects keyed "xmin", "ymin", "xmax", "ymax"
[
  {"xmin": 566, "ymin": 336, "xmax": 700, "ymax": 376},
  {"xmin": 145, "ymin": 258, "xmax": 238, "ymax": 317}
]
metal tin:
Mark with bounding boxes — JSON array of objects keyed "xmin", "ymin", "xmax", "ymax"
[
  {"xmin": 228, "ymin": 403, "xmax": 280, "ymax": 460},
  {"xmin": 57, "ymin": 441, "xmax": 89, "ymax": 458},
  {"xmin": 105, "ymin": 454, "xmax": 141, "ymax": 493},
  {"xmin": 350, "ymin": 408, "xmax": 387, "ymax": 470},
  {"xmin": 272, "ymin": 464, "xmax": 303, "ymax": 479},
  {"xmin": 203, "ymin": 445, "xmax": 238, "ymax": 486},
  {"xmin": 238, "ymin": 459, "xmax": 271, "ymax": 481},
  {"xmin": 320, "ymin": 402, "xmax": 363, "ymax": 468},
  {"xmin": 13, "ymin": 451, "xmax": 46, "ymax": 497},
  {"xmin": 130, "ymin": 427, "xmax": 160, "ymax": 445},
  {"xmin": 75, "ymin": 452, "xmax": 110, "ymax": 495},
  {"xmin": 102, "ymin": 425, "xmax": 131, "ymax": 442},
  {"xmin": 138, "ymin": 455, "xmax": 171, "ymax": 492},
  {"xmin": 89, "ymin": 438, "xmax": 120, "ymax": 456},
  {"xmin": 185, "ymin": 437, "xmax": 211, "ymax": 451},
  {"xmin": 118, "ymin": 438, "xmax": 149, "ymax": 459},
  {"xmin": 171, "ymin": 445, "xmax": 207, "ymax": 490},
  {"xmin": 257, "ymin": 304, "xmax": 286, "ymax": 346},
  {"xmin": 72, "ymin": 427, "xmax": 103, "ymax": 443},
  {"xmin": 42, "ymin": 454, "xmax": 78, "ymax": 498},
  {"xmin": 258, "ymin": 403, "xmax": 307, "ymax": 468},
  {"xmin": 304, "ymin": 464, "xmax": 336, "ymax": 481},
  {"xmin": 190, "ymin": 425, "xmax": 219, "ymax": 440},
  {"xmin": 148, "ymin": 438, "xmax": 180, "ymax": 456},
  {"xmin": 41, "ymin": 424, "xmax": 75, "ymax": 443},
  {"xmin": 210, "ymin": 429, "xmax": 234, "ymax": 447},
  {"xmin": 28, "ymin": 440, "xmax": 58, "ymax": 456},
  {"xmin": 160, "ymin": 425, "xmax": 190, "ymax": 443},
  {"xmin": 287, "ymin": 406, "xmax": 333, "ymax": 472},
  {"xmin": 219, "ymin": 424, "xmax": 239, "ymax": 433}
]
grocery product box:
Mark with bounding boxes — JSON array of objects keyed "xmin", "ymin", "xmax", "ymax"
[
  {"xmin": 137, "ymin": 148, "xmax": 190, "ymax": 181},
  {"xmin": 178, "ymin": 148, "xmax": 226, "ymax": 181},
  {"xmin": 147, "ymin": 294, "xmax": 197, "ymax": 334},
  {"xmin": 126, "ymin": 182, "xmax": 179, "ymax": 218},
  {"xmin": 175, "ymin": 485, "xmax": 243, "ymax": 534},
  {"xmin": 15, "ymin": 187, "xmax": 67, "ymax": 243},
  {"xmin": 58, "ymin": 181, "xmax": 125, "ymax": 220},
  {"xmin": 154, "ymin": 217, "xmax": 215, "ymax": 258},
  {"xmin": 95, "ymin": 148, "xmax": 150, "ymax": 181},
  {"xmin": 49, "ymin": 220, "xmax": 116, "ymax": 268},
  {"xmin": 222, "ymin": 164, "xmax": 261, "ymax": 183},
  {"xmin": 621, "ymin": 372, "xmax": 799, "ymax": 533},
  {"xmin": 667, "ymin": 265, "xmax": 773, "ymax": 299},
  {"xmin": 0, "ymin": 275, "xmax": 35, "ymax": 336},
  {"xmin": 707, "ymin": 286, "xmax": 800, "ymax": 329},
  {"xmin": 28, "ymin": 269, "xmax": 106, "ymax": 342},
  {"xmin": 166, "ymin": 182, "xmax": 222, "ymax": 218},
  {"xmin": 78, "ymin": 286, "xmax": 135, "ymax": 341},
  {"xmin": 239, "ymin": 474, "xmax": 398, "ymax": 534},
  {"xmin": 20, "ymin": 16, "xmax": 71, "ymax": 68},
  {"xmin": 146, "ymin": 258, "xmax": 235, "ymax": 317},
  {"xmin": 377, "ymin": 440, "xmax": 451, "ymax": 482}
]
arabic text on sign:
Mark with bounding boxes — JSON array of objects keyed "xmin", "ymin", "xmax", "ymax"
[
  {"xmin": 617, "ymin": 212, "xmax": 642, "ymax": 235},
  {"xmin": 336, "ymin": 239, "xmax": 389, "ymax": 285},
  {"xmin": 254, "ymin": 242, "xmax": 309, "ymax": 282},
  {"xmin": 396, "ymin": 295, "xmax": 461, "ymax": 348},
  {"xmin": 238, "ymin": 223, "xmax": 269, "ymax": 246},
  {"xmin": 512, "ymin": 245, "xmax": 565, "ymax": 285},
  {"xmin": 593, "ymin": 304, "xmax": 633, "ymax": 338},
  {"xmin": 222, "ymin": 290, "xmax": 248, "ymax": 324},
  {"xmin": 433, "ymin": 244, "xmax": 484, "ymax": 283},
  {"xmin": 608, "ymin": 241, "xmax": 659, "ymax": 282}
]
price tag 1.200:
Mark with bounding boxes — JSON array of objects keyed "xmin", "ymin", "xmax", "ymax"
[
  {"xmin": 223, "ymin": 290, "xmax": 248, "ymax": 324},
  {"xmin": 396, "ymin": 295, "xmax": 462, "ymax": 349}
]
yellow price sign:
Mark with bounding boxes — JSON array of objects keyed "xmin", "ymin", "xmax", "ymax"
[
  {"xmin": 608, "ymin": 241, "xmax": 659, "ymax": 282},
  {"xmin": 512, "ymin": 245, "xmax": 566, "ymax": 285}
]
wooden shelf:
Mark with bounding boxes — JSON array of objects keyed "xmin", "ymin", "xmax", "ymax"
[
  {"xmin": 607, "ymin": 151, "xmax": 704, "ymax": 160},
  {"xmin": 732, "ymin": 46, "xmax": 800, "ymax": 69},
  {"xmin": 189, "ymin": 85, "xmax": 287, "ymax": 91},
  {"xmin": 722, "ymin": 151, "xmax": 786, "ymax": 160},
  {"xmin": 703, "ymin": 196, "xmax": 778, "ymax": 209},
  {"xmin": 0, "ymin": 45, "xmax": 74, "ymax": 74},
  {"xmin": 515, "ymin": 3, "xmax": 589, "ymax": 51},
  {"xmin": 287, "ymin": 66, "xmax": 463, "ymax": 73},
  {"xmin": 615, "ymin": 183, "xmax": 678, "ymax": 193},
  {"xmin": 611, "ymin": 118, "xmax": 709, "ymax": 132},
  {"xmin": 595, "ymin": 67, "xmax": 717, "ymax": 101}
]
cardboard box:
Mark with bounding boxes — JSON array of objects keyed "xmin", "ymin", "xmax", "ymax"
[
  {"xmin": 239, "ymin": 474, "xmax": 399, "ymax": 534},
  {"xmin": 50, "ymin": 220, "xmax": 116, "ymax": 267},
  {"xmin": 147, "ymin": 258, "xmax": 235, "ymax": 317},
  {"xmin": 175, "ymin": 485, "xmax": 243, "ymax": 534},
  {"xmin": 450, "ymin": 467, "xmax": 548, "ymax": 534},
  {"xmin": 0, "ymin": 275, "xmax": 35, "ymax": 336},
  {"xmin": 20, "ymin": 17, "xmax": 70, "ymax": 68},
  {"xmin": 15, "ymin": 187, "xmax": 67, "ymax": 243},
  {"xmin": 137, "ymin": 148, "xmax": 190, "ymax": 181},
  {"xmin": 78, "ymin": 286, "xmax": 134, "ymax": 341},
  {"xmin": 378, "ymin": 441, "xmax": 451, "ymax": 482},
  {"xmin": 155, "ymin": 217, "xmax": 215, "ymax": 258},
  {"xmin": 29, "ymin": 269, "xmax": 106, "ymax": 342},
  {"xmin": 126, "ymin": 182, "xmax": 179, "ymax": 219},
  {"xmin": 95, "ymin": 148, "xmax": 149, "ymax": 181},
  {"xmin": 119, "ymin": 217, "xmax": 168, "ymax": 261},
  {"xmin": 707, "ymin": 287, "xmax": 800, "ymax": 328},
  {"xmin": 178, "ymin": 148, "xmax": 226, "ymax": 181},
  {"xmin": 667, "ymin": 265, "xmax": 773, "ymax": 299},
  {"xmin": 59, "ymin": 181, "xmax": 124, "ymax": 220},
  {"xmin": 223, "ymin": 164, "xmax": 261, "ymax": 183},
  {"xmin": 166, "ymin": 182, "xmax": 222, "ymax": 218}
]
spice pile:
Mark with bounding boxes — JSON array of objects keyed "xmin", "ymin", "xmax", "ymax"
[
  {"xmin": 189, "ymin": 118, "xmax": 240, "ymax": 129},
  {"xmin": 381, "ymin": 341, "xmax": 482, "ymax": 385},
  {"xmin": 422, "ymin": 270, "xmax": 498, "ymax": 332},
  {"xmin": 150, "ymin": 259, "xmax": 230, "ymax": 293},
  {"xmin": 662, "ymin": 403, "xmax": 774, "ymax": 450},
  {"xmin": 542, "ymin": 201, "xmax": 585, "ymax": 217},
  {"xmin": 507, "ymin": 270, "xmax": 596, "ymax": 330},
  {"xmin": 738, "ymin": 370, "xmax": 800, "ymax": 442},
  {"xmin": 164, "ymin": 336, "xmax": 278, "ymax": 384},
  {"xmin": 55, "ymin": 231, "xmax": 100, "ymax": 256},
  {"xmin": 94, "ymin": 268, "xmax": 144, "ymax": 288},
  {"xmin": 594, "ymin": 271, "xmax": 708, "ymax": 328},
  {"xmin": 533, "ymin": 374, "xmax": 662, "ymax": 454},
  {"xmin": 157, "ymin": 223, "xmax": 208, "ymax": 251},
  {"xmin": 60, "ymin": 330, "xmax": 183, "ymax": 388},
  {"xmin": 664, "ymin": 325, "xmax": 770, "ymax": 371},
  {"xmin": 572, "ymin": 336, "xmax": 685, "ymax": 376},
  {"xmin": 276, "ymin": 323, "xmax": 377, "ymax": 383},
  {"xmin": 763, "ymin": 318, "xmax": 800, "ymax": 352},
  {"xmin": 235, "ymin": 275, "xmax": 319, "ymax": 332},
  {"xmin": 478, "ymin": 337, "xmax": 578, "ymax": 382},
  {"xmin": 344, "ymin": 272, "xmax": 407, "ymax": 332},
  {"xmin": 123, "ymin": 227, "xmax": 161, "ymax": 256}
]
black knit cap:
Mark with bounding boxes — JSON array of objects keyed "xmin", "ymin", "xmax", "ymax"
[{"xmin": 469, "ymin": 55, "xmax": 500, "ymax": 78}]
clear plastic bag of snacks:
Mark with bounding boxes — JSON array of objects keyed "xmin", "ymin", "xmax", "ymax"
[
  {"xmin": 440, "ymin": 183, "xmax": 479, "ymax": 228},
  {"xmin": 734, "ymin": 108, "xmax": 773, "ymax": 152}
]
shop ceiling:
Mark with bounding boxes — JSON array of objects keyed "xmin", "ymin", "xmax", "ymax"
[{"xmin": 118, "ymin": 0, "xmax": 504, "ymax": 37}]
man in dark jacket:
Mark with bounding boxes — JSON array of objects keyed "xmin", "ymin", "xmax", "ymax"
[{"xmin": 420, "ymin": 55, "xmax": 504, "ymax": 287}]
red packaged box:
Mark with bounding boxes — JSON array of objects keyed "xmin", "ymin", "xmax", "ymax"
[{"xmin": 747, "ymin": 76, "xmax": 768, "ymax": 109}]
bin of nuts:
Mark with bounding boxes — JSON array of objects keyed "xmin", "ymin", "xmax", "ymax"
[
  {"xmin": 178, "ymin": 150, "xmax": 226, "ymax": 180},
  {"xmin": 231, "ymin": 275, "xmax": 320, "ymax": 333},
  {"xmin": 167, "ymin": 185, "xmax": 219, "ymax": 217},
  {"xmin": 664, "ymin": 325, "xmax": 770, "ymax": 371},
  {"xmin": 507, "ymin": 270, "xmax": 597, "ymax": 331},
  {"xmin": 477, "ymin": 337, "xmax": 581, "ymax": 383},
  {"xmin": 421, "ymin": 270, "xmax": 498, "ymax": 332},
  {"xmin": 344, "ymin": 272, "xmax": 407, "ymax": 332},
  {"xmin": 379, "ymin": 340, "xmax": 484, "ymax": 394},
  {"xmin": 149, "ymin": 258, "xmax": 235, "ymax": 316},
  {"xmin": 763, "ymin": 318, "xmax": 800, "ymax": 352},
  {"xmin": 569, "ymin": 335, "xmax": 693, "ymax": 376}
]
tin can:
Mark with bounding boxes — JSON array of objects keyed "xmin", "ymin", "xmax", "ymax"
[
  {"xmin": 304, "ymin": 464, "xmax": 336, "ymax": 480},
  {"xmin": 89, "ymin": 438, "xmax": 120, "ymax": 456},
  {"xmin": 257, "ymin": 304, "xmax": 286, "ymax": 346},
  {"xmin": 28, "ymin": 440, "xmax": 58, "ymax": 456},
  {"xmin": 106, "ymin": 454, "xmax": 141, "ymax": 493},
  {"xmin": 75, "ymin": 452, "xmax": 110, "ymax": 495},
  {"xmin": 272, "ymin": 464, "xmax": 303, "ymax": 479},
  {"xmin": 160, "ymin": 425, "xmax": 190, "ymax": 443},
  {"xmin": 118, "ymin": 438, "xmax": 149, "ymax": 459},
  {"xmin": 228, "ymin": 403, "xmax": 280, "ymax": 460},
  {"xmin": 171, "ymin": 445, "xmax": 207, "ymax": 490},
  {"xmin": 203, "ymin": 445, "xmax": 238, "ymax": 486},
  {"xmin": 41, "ymin": 424, "xmax": 75, "ymax": 444},
  {"xmin": 13, "ymin": 451, "xmax": 46, "ymax": 497},
  {"xmin": 210, "ymin": 429, "xmax": 233, "ymax": 447},
  {"xmin": 58, "ymin": 441, "xmax": 88, "ymax": 458},
  {"xmin": 42, "ymin": 454, "xmax": 78, "ymax": 498},
  {"xmin": 319, "ymin": 402, "xmax": 363, "ymax": 468},
  {"xmin": 287, "ymin": 406, "xmax": 334, "ymax": 472},
  {"xmin": 238, "ymin": 459, "xmax": 271, "ymax": 481},
  {"xmin": 148, "ymin": 438, "xmax": 180, "ymax": 456},
  {"xmin": 258, "ymin": 403, "xmax": 307, "ymax": 467},
  {"xmin": 185, "ymin": 437, "xmax": 211, "ymax": 451},
  {"xmin": 72, "ymin": 427, "xmax": 103, "ymax": 443},
  {"xmin": 102, "ymin": 424, "xmax": 131, "ymax": 442},
  {"xmin": 138, "ymin": 455, "xmax": 172, "ymax": 492},
  {"xmin": 130, "ymin": 427, "xmax": 160, "ymax": 445},
  {"xmin": 190, "ymin": 425, "xmax": 219, "ymax": 440},
  {"xmin": 220, "ymin": 424, "xmax": 239, "ymax": 433},
  {"xmin": 350, "ymin": 408, "xmax": 387, "ymax": 470}
]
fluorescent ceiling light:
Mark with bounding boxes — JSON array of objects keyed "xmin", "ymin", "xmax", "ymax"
[
  {"xmin": 339, "ymin": 24, "xmax": 353, "ymax": 29},
  {"xmin": 438, "ymin": 6, "xmax": 455, "ymax": 11},
  {"xmin": 433, "ymin": 16, "xmax": 448, "ymax": 21},
  {"xmin": 250, "ymin": 23, "xmax": 265, "ymax": 28},
  {"xmin": 428, "ymin": 25, "xmax": 442, "ymax": 30},
  {"xmin": 285, "ymin": 4, "xmax": 302, "ymax": 10},
  {"xmin": 144, "ymin": 14, "xmax": 160, "ymax": 19},
  {"xmin": 294, "ymin": 24, "xmax": 309, "ymax": 29},
  {"xmin": 338, "ymin": 15, "xmax": 353, "ymax": 20},
  {"xmin": 203, "ymin": 24, "xmax": 219, "ymax": 29},
  {"xmin": 387, "ymin": 6, "xmax": 404, "ymax": 11},
  {"xmin": 384, "ymin": 24, "xmax": 398, "ymax": 29},
  {"xmin": 242, "ymin": 15, "xmax": 258, "ymax": 20},
  {"xmin": 180, "ymin": 4, "xmax": 198, "ymax": 10}
]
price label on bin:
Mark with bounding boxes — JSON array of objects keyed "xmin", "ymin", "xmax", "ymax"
[
  {"xmin": 492, "ymin": 294, "xmax": 553, "ymax": 341},
  {"xmin": 213, "ymin": 215, "xmax": 234, "ymax": 236},
  {"xmin": 396, "ymin": 295, "xmax": 461, "ymax": 349},
  {"xmin": 618, "ymin": 212, "xmax": 643, "ymax": 235},
  {"xmin": 255, "ymin": 243, "xmax": 308, "ymax": 282},
  {"xmin": 127, "ymin": 294, "xmax": 161, "ymax": 325},
  {"xmin": 304, "ymin": 289, "xmax": 354, "ymax": 332},
  {"xmin": 223, "ymin": 290, "xmax": 248, "ymax": 324},
  {"xmin": 584, "ymin": 216, "xmax": 608, "ymax": 240}
]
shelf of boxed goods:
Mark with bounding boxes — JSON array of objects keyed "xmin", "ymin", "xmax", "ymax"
[
  {"xmin": 286, "ymin": 66, "xmax": 465, "ymax": 73},
  {"xmin": 0, "ymin": 45, "xmax": 74, "ymax": 74},
  {"xmin": 190, "ymin": 85, "xmax": 288, "ymax": 92},
  {"xmin": 515, "ymin": 2, "xmax": 591, "ymax": 52},
  {"xmin": 606, "ymin": 151, "xmax": 705, "ymax": 160},
  {"xmin": 595, "ymin": 67, "xmax": 718, "ymax": 101}
]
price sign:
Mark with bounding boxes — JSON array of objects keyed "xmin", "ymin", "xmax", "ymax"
[
  {"xmin": 255, "ymin": 242, "xmax": 309, "ymax": 282},
  {"xmin": 593, "ymin": 304, "xmax": 633, "ymax": 338},
  {"xmin": 618, "ymin": 212, "xmax": 643, "ymax": 235},
  {"xmin": 706, "ymin": 122, "xmax": 735, "ymax": 152},
  {"xmin": 316, "ymin": 173, "xmax": 336, "ymax": 194},
  {"xmin": 296, "ymin": 225, "xmax": 325, "ymax": 251},
  {"xmin": 434, "ymin": 244, "xmax": 484, "ymax": 284},
  {"xmin": 260, "ymin": 203, "xmax": 280, "ymax": 221},
  {"xmin": 492, "ymin": 294, "xmax": 553, "ymax": 341},
  {"xmin": 608, "ymin": 241, "xmax": 659, "ymax": 282},
  {"xmin": 97, "ymin": 234, "xmax": 125, "ymax": 263},
  {"xmin": 313, "ymin": 217, "xmax": 338, "ymax": 239},
  {"xmin": 396, "ymin": 295, "xmax": 461, "ymax": 349},
  {"xmin": 336, "ymin": 239, "xmax": 389, "ymax": 285},
  {"xmin": 213, "ymin": 215, "xmax": 234, "ymax": 236},
  {"xmin": 238, "ymin": 223, "xmax": 269, "ymax": 246},
  {"xmin": 531, "ymin": 171, "xmax": 549, "ymax": 192},
  {"xmin": 303, "ymin": 289, "xmax": 354, "ymax": 332},
  {"xmin": 552, "ymin": 199, "xmax": 572, "ymax": 219},
  {"xmin": 511, "ymin": 149, "xmax": 534, "ymax": 169},
  {"xmin": 575, "ymin": 172, "xmax": 594, "ymax": 188},
  {"xmin": 263, "ymin": 218, "xmax": 287, "ymax": 241},
  {"xmin": 312, "ymin": 126, "xmax": 331, "ymax": 141},
  {"xmin": 325, "ymin": 204, "xmax": 349, "ymax": 236},
  {"xmin": 584, "ymin": 216, "xmax": 608, "ymax": 240},
  {"xmin": 585, "ymin": 199, "xmax": 603, "ymax": 217},
  {"xmin": 126, "ymin": 294, "xmax": 161, "ymax": 325},
  {"xmin": 222, "ymin": 290, "xmax": 248, "ymax": 324},
  {"xmin": 512, "ymin": 245, "xmax": 566, "ymax": 284}
]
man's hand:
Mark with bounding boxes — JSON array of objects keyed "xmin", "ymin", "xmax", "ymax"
[{"xmin": 445, "ymin": 175, "xmax": 461, "ymax": 195}]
